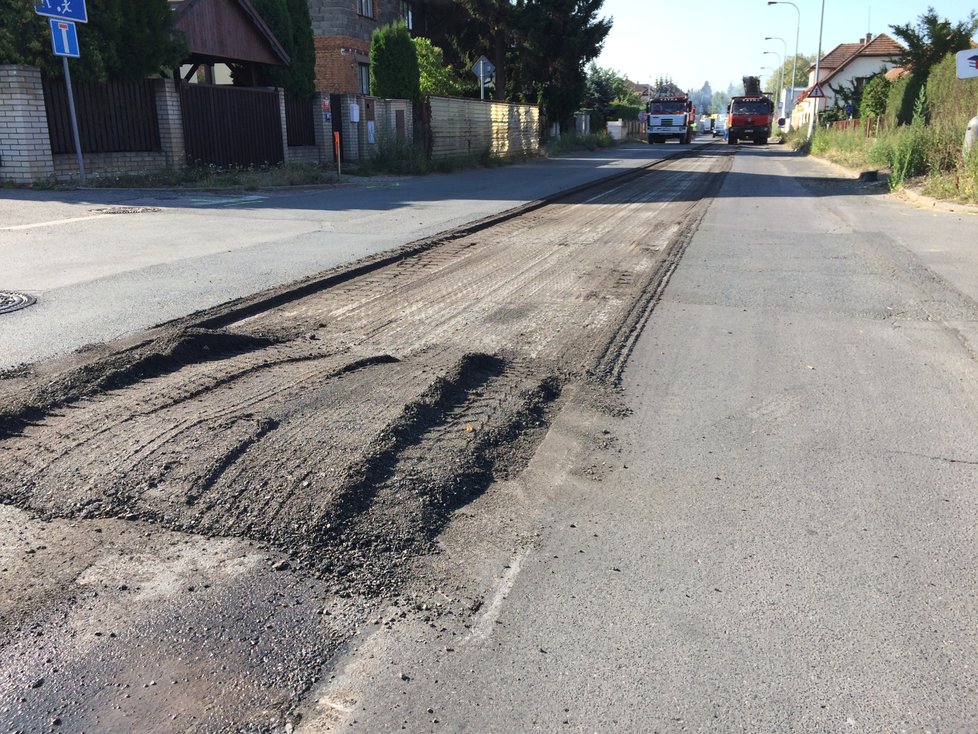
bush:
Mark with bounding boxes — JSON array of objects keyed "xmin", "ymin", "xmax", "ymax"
[
  {"xmin": 785, "ymin": 127, "xmax": 810, "ymax": 152},
  {"xmin": 889, "ymin": 126, "xmax": 928, "ymax": 187},
  {"xmin": 545, "ymin": 131, "xmax": 616, "ymax": 155},
  {"xmin": 859, "ymin": 74, "xmax": 890, "ymax": 118},
  {"xmin": 370, "ymin": 22, "xmax": 420, "ymax": 103},
  {"xmin": 885, "ymin": 72, "xmax": 923, "ymax": 128},
  {"xmin": 609, "ymin": 103, "xmax": 641, "ymax": 121},
  {"xmin": 364, "ymin": 134, "xmax": 431, "ymax": 175}
]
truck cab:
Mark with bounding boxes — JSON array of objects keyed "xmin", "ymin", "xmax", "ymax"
[
  {"xmin": 726, "ymin": 96, "xmax": 775, "ymax": 145},
  {"xmin": 647, "ymin": 96, "xmax": 694, "ymax": 145}
]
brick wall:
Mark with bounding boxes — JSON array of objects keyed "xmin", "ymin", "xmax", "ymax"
[
  {"xmin": 53, "ymin": 151, "xmax": 169, "ymax": 181},
  {"xmin": 314, "ymin": 35, "xmax": 371, "ymax": 94},
  {"xmin": 0, "ymin": 65, "xmax": 55, "ymax": 184},
  {"xmin": 286, "ymin": 146, "xmax": 321, "ymax": 165},
  {"xmin": 309, "ymin": 0, "xmax": 408, "ymax": 93}
]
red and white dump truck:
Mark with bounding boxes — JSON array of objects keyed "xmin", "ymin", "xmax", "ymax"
[
  {"xmin": 647, "ymin": 94, "xmax": 695, "ymax": 144},
  {"xmin": 726, "ymin": 95, "xmax": 775, "ymax": 145}
]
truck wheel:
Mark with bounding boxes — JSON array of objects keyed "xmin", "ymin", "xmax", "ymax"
[
  {"xmin": 728, "ymin": 135, "xmax": 737, "ymax": 145},
  {"xmin": 648, "ymin": 134, "xmax": 655, "ymax": 144}
]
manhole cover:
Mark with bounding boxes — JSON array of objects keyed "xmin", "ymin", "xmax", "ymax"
[
  {"xmin": 89, "ymin": 206, "xmax": 163, "ymax": 215},
  {"xmin": 0, "ymin": 291, "xmax": 36, "ymax": 315}
]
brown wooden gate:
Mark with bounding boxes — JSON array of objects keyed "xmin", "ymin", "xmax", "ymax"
[{"xmin": 179, "ymin": 83, "xmax": 283, "ymax": 167}]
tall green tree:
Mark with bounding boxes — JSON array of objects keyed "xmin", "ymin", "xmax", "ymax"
[
  {"xmin": 649, "ymin": 76, "xmax": 682, "ymax": 96},
  {"xmin": 512, "ymin": 0, "xmax": 610, "ymax": 128},
  {"xmin": 711, "ymin": 90, "xmax": 731, "ymax": 114},
  {"xmin": 370, "ymin": 21, "xmax": 420, "ymax": 102},
  {"xmin": 890, "ymin": 7, "xmax": 978, "ymax": 75},
  {"xmin": 689, "ymin": 81, "xmax": 712, "ymax": 113},
  {"xmin": 415, "ymin": 37, "xmax": 464, "ymax": 96},
  {"xmin": 285, "ymin": 0, "xmax": 316, "ymax": 96},
  {"xmin": 885, "ymin": 7, "xmax": 977, "ymax": 126},
  {"xmin": 249, "ymin": 0, "xmax": 316, "ymax": 97},
  {"xmin": 0, "ymin": 0, "xmax": 185, "ymax": 81}
]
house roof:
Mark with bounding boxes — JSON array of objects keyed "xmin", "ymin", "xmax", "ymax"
[
  {"xmin": 807, "ymin": 33, "xmax": 904, "ymax": 72},
  {"xmin": 885, "ymin": 66, "xmax": 909, "ymax": 82},
  {"xmin": 169, "ymin": 0, "xmax": 290, "ymax": 66},
  {"xmin": 798, "ymin": 33, "xmax": 904, "ymax": 102}
]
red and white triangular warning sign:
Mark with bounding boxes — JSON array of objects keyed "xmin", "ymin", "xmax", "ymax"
[{"xmin": 808, "ymin": 83, "xmax": 825, "ymax": 98}]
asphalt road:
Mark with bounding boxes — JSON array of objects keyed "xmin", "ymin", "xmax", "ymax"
[
  {"xmin": 303, "ymin": 147, "xmax": 978, "ymax": 731},
  {"xmin": 0, "ymin": 144, "xmax": 680, "ymax": 370},
  {"xmin": 4, "ymin": 141, "xmax": 978, "ymax": 731}
]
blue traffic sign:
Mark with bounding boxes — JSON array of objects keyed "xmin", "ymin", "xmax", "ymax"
[
  {"xmin": 49, "ymin": 19, "xmax": 80, "ymax": 58},
  {"xmin": 35, "ymin": 0, "xmax": 88, "ymax": 24}
]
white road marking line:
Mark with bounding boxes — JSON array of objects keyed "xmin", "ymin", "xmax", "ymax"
[
  {"xmin": 466, "ymin": 548, "xmax": 530, "ymax": 642},
  {"xmin": 0, "ymin": 214, "xmax": 107, "ymax": 231}
]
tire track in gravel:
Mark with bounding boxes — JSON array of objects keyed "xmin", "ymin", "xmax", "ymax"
[{"xmin": 0, "ymin": 150, "xmax": 731, "ymax": 593}]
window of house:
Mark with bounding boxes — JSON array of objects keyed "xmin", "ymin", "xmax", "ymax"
[
  {"xmin": 400, "ymin": 0, "xmax": 413, "ymax": 29},
  {"xmin": 357, "ymin": 0, "xmax": 372, "ymax": 18},
  {"xmin": 358, "ymin": 63, "xmax": 370, "ymax": 95}
]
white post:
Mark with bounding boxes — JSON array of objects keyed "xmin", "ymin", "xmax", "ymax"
[{"xmin": 808, "ymin": 0, "xmax": 826, "ymax": 140}]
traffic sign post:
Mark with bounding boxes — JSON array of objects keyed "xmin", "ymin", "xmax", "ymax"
[
  {"xmin": 957, "ymin": 49, "xmax": 978, "ymax": 80},
  {"xmin": 35, "ymin": 0, "xmax": 88, "ymax": 24},
  {"xmin": 39, "ymin": 2, "xmax": 88, "ymax": 183},
  {"xmin": 49, "ymin": 19, "xmax": 80, "ymax": 57},
  {"xmin": 471, "ymin": 55, "xmax": 495, "ymax": 101}
]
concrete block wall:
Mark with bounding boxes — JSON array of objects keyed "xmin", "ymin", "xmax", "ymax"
[
  {"xmin": 0, "ymin": 65, "xmax": 55, "ymax": 184},
  {"xmin": 309, "ymin": 0, "xmax": 408, "ymax": 94},
  {"xmin": 308, "ymin": 0, "xmax": 401, "ymax": 40},
  {"xmin": 313, "ymin": 92, "xmax": 335, "ymax": 165}
]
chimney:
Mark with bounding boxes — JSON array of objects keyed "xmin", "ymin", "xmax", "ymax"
[{"xmin": 864, "ymin": 33, "xmax": 872, "ymax": 45}]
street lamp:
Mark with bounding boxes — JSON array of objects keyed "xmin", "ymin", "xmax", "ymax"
[
  {"xmin": 767, "ymin": 1, "xmax": 800, "ymax": 132},
  {"xmin": 765, "ymin": 36, "xmax": 788, "ymax": 124},
  {"xmin": 763, "ymin": 50, "xmax": 782, "ymax": 106}
]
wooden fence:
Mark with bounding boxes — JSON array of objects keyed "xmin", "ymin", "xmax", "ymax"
[
  {"xmin": 42, "ymin": 78, "xmax": 160, "ymax": 154},
  {"xmin": 826, "ymin": 116, "xmax": 886, "ymax": 137},
  {"xmin": 179, "ymin": 82, "xmax": 283, "ymax": 167}
]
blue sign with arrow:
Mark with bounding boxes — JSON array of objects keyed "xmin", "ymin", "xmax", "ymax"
[
  {"xmin": 49, "ymin": 19, "xmax": 80, "ymax": 58},
  {"xmin": 35, "ymin": 0, "xmax": 88, "ymax": 24}
]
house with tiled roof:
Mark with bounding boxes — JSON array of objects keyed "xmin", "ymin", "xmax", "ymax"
[{"xmin": 791, "ymin": 32, "xmax": 904, "ymax": 129}]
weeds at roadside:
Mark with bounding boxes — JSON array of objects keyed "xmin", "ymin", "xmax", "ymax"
[
  {"xmin": 807, "ymin": 123, "xmax": 978, "ymax": 204},
  {"xmin": 545, "ymin": 131, "xmax": 616, "ymax": 156}
]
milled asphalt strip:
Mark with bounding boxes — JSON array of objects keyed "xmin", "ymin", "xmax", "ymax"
[{"xmin": 190, "ymin": 143, "xmax": 721, "ymax": 332}]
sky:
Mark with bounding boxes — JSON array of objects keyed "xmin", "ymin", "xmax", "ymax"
[{"xmin": 595, "ymin": 0, "xmax": 976, "ymax": 92}]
